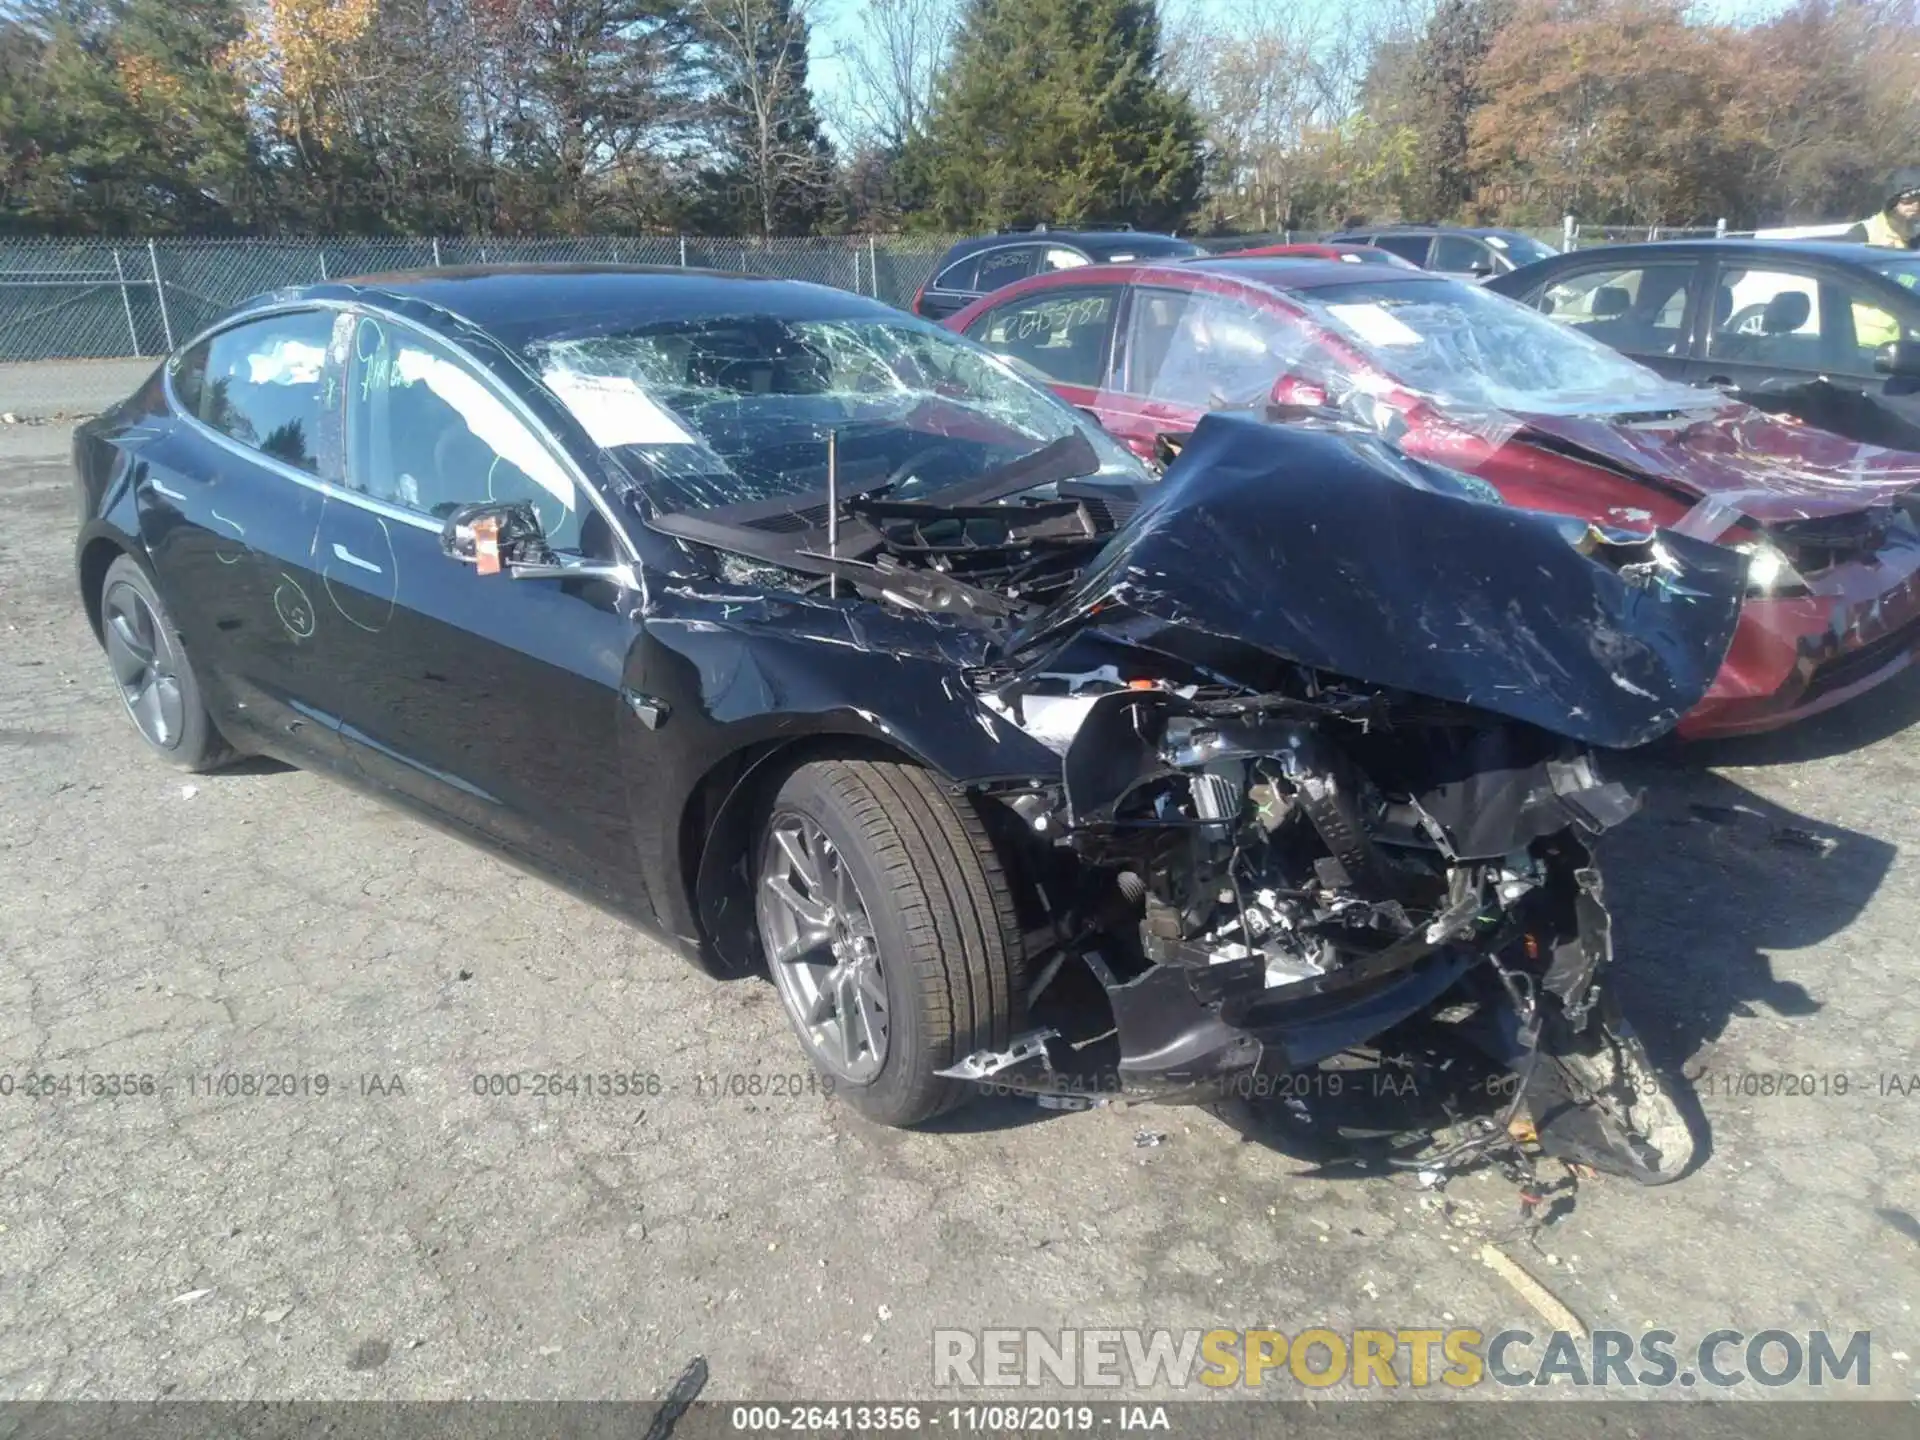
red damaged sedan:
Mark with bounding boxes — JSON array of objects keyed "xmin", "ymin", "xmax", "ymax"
[{"xmin": 948, "ymin": 258, "xmax": 1920, "ymax": 738}]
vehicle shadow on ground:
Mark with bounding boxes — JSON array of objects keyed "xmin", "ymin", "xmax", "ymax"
[
  {"xmin": 219, "ymin": 755, "xmax": 298, "ymax": 777},
  {"xmin": 1214, "ymin": 763, "xmax": 1895, "ymax": 1186},
  {"xmin": 1671, "ymin": 663, "xmax": 1920, "ymax": 768}
]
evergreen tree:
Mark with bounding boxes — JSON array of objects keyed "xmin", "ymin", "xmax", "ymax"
[
  {"xmin": 1403, "ymin": 0, "xmax": 1511, "ymax": 220},
  {"xmin": 3, "ymin": 0, "xmax": 256, "ymax": 232},
  {"xmin": 918, "ymin": 0, "xmax": 1202, "ymax": 232}
]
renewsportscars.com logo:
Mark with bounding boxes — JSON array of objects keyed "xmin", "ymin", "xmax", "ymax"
[{"xmin": 932, "ymin": 1328, "xmax": 1874, "ymax": 1391}]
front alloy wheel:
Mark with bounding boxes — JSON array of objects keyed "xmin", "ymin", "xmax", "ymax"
[
  {"xmin": 758, "ymin": 812, "xmax": 891, "ymax": 1084},
  {"xmin": 752, "ymin": 759, "xmax": 1025, "ymax": 1126}
]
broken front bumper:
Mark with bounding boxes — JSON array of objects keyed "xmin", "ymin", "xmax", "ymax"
[
  {"xmin": 1680, "ymin": 536, "xmax": 1920, "ymax": 738},
  {"xmin": 938, "ymin": 947, "xmax": 1480, "ymax": 1105}
]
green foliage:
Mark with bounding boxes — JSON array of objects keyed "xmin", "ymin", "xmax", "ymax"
[
  {"xmin": 1405, "ymin": 0, "xmax": 1511, "ymax": 220},
  {"xmin": 2, "ymin": 0, "xmax": 257, "ymax": 233},
  {"xmin": 918, "ymin": 0, "xmax": 1203, "ymax": 231},
  {"xmin": 8, "ymin": 0, "xmax": 1920, "ymax": 237}
]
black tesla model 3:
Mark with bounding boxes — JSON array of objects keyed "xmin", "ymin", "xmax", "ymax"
[{"xmin": 72, "ymin": 265, "xmax": 1741, "ymax": 1176}]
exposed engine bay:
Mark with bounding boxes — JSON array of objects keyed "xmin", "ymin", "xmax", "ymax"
[{"xmin": 639, "ymin": 413, "xmax": 1750, "ymax": 1184}]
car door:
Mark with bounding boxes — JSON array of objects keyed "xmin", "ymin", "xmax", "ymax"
[
  {"xmin": 1526, "ymin": 257, "xmax": 1704, "ymax": 378},
  {"xmin": 142, "ymin": 307, "xmax": 354, "ymax": 768},
  {"xmin": 961, "ymin": 282, "xmax": 1124, "ymax": 420},
  {"xmin": 1835, "ymin": 276, "xmax": 1920, "ymax": 408},
  {"xmin": 314, "ymin": 308, "xmax": 647, "ymax": 907}
]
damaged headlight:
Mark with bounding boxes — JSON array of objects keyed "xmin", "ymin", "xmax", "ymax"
[{"xmin": 1736, "ymin": 539, "xmax": 1810, "ymax": 597}]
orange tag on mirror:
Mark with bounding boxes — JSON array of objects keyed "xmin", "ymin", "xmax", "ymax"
[{"xmin": 472, "ymin": 515, "xmax": 502, "ymax": 576}]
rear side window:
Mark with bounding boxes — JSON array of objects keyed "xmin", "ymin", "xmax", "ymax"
[
  {"xmin": 965, "ymin": 286, "xmax": 1121, "ymax": 388},
  {"xmin": 1371, "ymin": 234, "xmax": 1433, "ymax": 266},
  {"xmin": 974, "ymin": 246, "xmax": 1040, "ymax": 294},
  {"xmin": 1431, "ymin": 234, "xmax": 1492, "ymax": 273},
  {"xmin": 171, "ymin": 311, "xmax": 344, "ymax": 480},
  {"xmin": 933, "ymin": 254, "xmax": 982, "ymax": 292}
]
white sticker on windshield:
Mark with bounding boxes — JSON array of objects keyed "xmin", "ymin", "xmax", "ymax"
[
  {"xmin": 1325, "ymin": 303, "xmax": 1423, "ymax": 348},
  {"xmin": 545, "ymin": 371, "xmax": 696, "ymax": 447}
]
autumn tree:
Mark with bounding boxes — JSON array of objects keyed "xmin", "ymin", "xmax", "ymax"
[
  {"xmin": 1469, "ymin": 0, "xmax": 1757, "ymax": 226},
  {"xmin": 1745, "ymin": 0, "xmax": 1920, "ymax": 222},
  {"xmin": 916, "ymin": 0, "xmax": 1204, "ymax": 231},
  {"xmin": 1171, "ymin": 2, "xmax": 1429, "ymax": 232}
]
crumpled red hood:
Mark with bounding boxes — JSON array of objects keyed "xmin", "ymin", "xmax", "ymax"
[{"xmin": 1512, "ymin": 402, "xmax": 1920, "ymax": 525}]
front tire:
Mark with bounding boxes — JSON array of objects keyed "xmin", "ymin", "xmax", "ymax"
[
  {"xmin": 754, "ymin": 758, "xmax": 1024, "ymax": 1127},
  {"xmin": 99, "ymin": 554, "xmax": 233, "ymax": 773}
]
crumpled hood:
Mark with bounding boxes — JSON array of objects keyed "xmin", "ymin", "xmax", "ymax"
[
  {"xmin": 1004, "ymin": 414, "xmax": 1749, "ymax": 749},
  {"xmin": 1513, "ymin": 402, "xmax": 1920, "ymax": 526}
]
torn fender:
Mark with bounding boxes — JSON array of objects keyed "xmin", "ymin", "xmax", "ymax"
[{"xmin": 1006, "ymin": 415, "xmax": 1749, "ymax": 749}]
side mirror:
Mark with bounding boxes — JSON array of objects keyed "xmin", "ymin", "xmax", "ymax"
[
  {"xmin": 1875, "ymin": 339, "xmax": 1920, "ymax": 379},
  {"xmin": 441, "ymin": 500, "xmax": 552, "ymax": 575},
  {"xmin": 441, "ymin": 499, "xmax": 634, "ymax": 585}
]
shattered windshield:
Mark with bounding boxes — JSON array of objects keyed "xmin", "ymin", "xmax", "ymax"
[
  {"xmin": 524, "ymin": 314, "xmax": 1143, "ymax": 512},
  {"xmin": 1305, "ymin": 278, "xmax": 1713, "ymax": 415}
]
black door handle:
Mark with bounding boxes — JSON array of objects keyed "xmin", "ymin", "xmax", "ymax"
[{"xmin": 1706, "ymin": 375, "xmax": 1733, "ymax": 386}]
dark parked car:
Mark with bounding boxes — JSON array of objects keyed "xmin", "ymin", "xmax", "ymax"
[
  {"xmin": 1486, "ymin": 238, "xmax": 1920, "ymax": 448},
  {"xmin": 911, "ymin": 227, "xmax": 1204, "ymax": 320},
  {"xmin": 73, "ymin": 265, "xmax": 1737, "ymax": 1178},
  {"xmin": 948, "ymin": 258, "xmax": 1920, "ymax": 737},
  {"xmin": 1326, "ymin": 225, "xmax": 1559, "ymax": 279}
]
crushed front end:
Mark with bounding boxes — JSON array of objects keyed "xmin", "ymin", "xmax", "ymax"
[{"xmin": 928, "ymin": 416, "xmax": 1750, "ymax": 1182}]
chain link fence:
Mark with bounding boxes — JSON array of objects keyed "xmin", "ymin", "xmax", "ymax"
[{"xmin": 0, "ymin": 234, "xmax": 965, "ymax": 362}]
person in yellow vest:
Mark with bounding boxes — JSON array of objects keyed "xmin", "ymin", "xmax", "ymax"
[
  {"xmin": 1841, "ymin": 170, "xmax": 1920, "ymax": 353},
  {"xmin": 1847, "ymin": 169, "xmax": 1920, "ymax": 249}
]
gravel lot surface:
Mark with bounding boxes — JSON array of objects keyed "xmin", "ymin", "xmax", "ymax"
[{"xmin": 1, "ymin": 365, "xmax": 1916, "ymax": 1412}]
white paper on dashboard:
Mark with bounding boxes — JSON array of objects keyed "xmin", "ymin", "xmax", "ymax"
[
  {"xmin": 1325, "ymin": 303, "xmax": 1423, "ymax": 348},
  {"xmin": 545, "ymin": 371, "xmax": 696, "ymax": 447}
]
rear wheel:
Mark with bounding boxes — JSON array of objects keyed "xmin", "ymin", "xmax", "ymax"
[
  {"xmin": 755, "ymin": 758, "xmax": 1023, "ymax": 1126},
  {"xmin": 100, "ymin": 555, "xmax": 233, "ymax": 773}
]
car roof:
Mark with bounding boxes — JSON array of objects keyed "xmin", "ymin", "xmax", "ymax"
[
  {"xmin": 939, "ymin": 230, "xmax": 1198, "ymax": 261},
  {"xmin": 1181, "ymin": 257, "xmax": 1453, "ymax": 291},
  {"xmin": 258, "ymin": 265, "xmax": 899, "ymax": 346},
  {"xmin": 1334, "ymin": 223, "xmax": 1532, "ymax": 239},
  {"xmin": 1520, "ymin": 237, "xmax": 1889, "ymax": 263}
]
